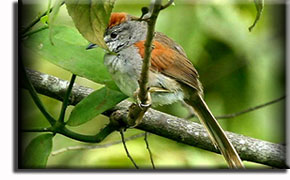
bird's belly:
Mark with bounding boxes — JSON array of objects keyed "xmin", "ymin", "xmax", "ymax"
[
  {"xmin": 111, "ymin": 71, "xmax": 139, "ymax": 97},
  {"xmin": 104, "ymin": 53, "xmax": 184, "ymax": 106},
  {"xmin": 104, "ymin": 54, "xmax": 140, "ymax": 97}
]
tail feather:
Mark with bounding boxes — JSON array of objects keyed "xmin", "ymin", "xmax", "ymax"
[{"xmin": 185, "ymin": 93, "xmax": 244, "ymax": 169}]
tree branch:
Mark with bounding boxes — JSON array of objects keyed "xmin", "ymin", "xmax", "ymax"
[
  {"xmin": 137, "ymin": 0, "xmax": 162, "ymax": 105},
  {"xmin": 127, "ymin": 0, "xmax": 174, "ymax": 127},
  {"xmin": 22, "ymin": 68, "xmax": 287, "ymax": 168}
]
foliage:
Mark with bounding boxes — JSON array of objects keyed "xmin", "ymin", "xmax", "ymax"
[
  {"xmin": 65, "ymin": 0, "xmax": 116, "ymax": 50},
  {"xmin": 48, "ymin": 0, "xmax": 64, "ymax": 44},
  {"xmin": 249, "ymin": 0, "xmax": 264, "ymax": 32},
  {"xmin": 23, "ymin": 25, "xmax": 117, "ymax": 89},
  {"xmin": 67, "ymin": 87, "xmax": 127, "ymax": 126},
  {"xmin": 22, "ymin": 134, "xmax": 54, "ymax": 168}
]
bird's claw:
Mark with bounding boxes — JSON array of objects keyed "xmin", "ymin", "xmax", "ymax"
[
  {"xmin": 134, "ymin": 88, "xmax": 152, "ymax": 110},
  {"xmin": 127, "ymin": 88, "xmax": 152, "ymax": 128}
]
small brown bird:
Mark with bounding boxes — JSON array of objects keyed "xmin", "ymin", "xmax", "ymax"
[{"xmin": 88, "ymin": 12, "xmax": 244, "ymax": 168}]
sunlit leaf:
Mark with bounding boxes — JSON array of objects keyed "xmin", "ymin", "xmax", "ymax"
[
  {"xmin": 22, "ymin": 25, "xmax": 118, "ymax": 89},
  {"xmin": 22, "ymin": 134, "xmax": 54, "ymax": 168},
  {"xmin": 248, "ymin": 0, "xmax": 264, "ymax": 32},
  {"xmin": 65, "ymin": 0, "xmax": 116, "ymax": 50},
  {"xmin": 48, "ymin": 0, "xmax": 64, "ymax": 45},
  {"xmin": 67, "ymin": 87, "xmax": 127, "ymax": 126},
  {"xmin": 40, "ymin": 15, "xmax": 49, "ymax": 25}
]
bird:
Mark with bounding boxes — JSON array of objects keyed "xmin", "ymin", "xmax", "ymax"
[{"xmin": 87, "ymin": 12, "xmax": 245, "ymax": 169}]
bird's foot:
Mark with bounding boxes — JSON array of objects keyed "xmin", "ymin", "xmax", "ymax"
[{"xmin": 128, "ymin": 88, "xmax": 152, "ymax": 128}]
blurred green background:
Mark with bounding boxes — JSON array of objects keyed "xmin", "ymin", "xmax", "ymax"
[{"xmin": 20, "ymin": 0, "xmax": 285, "ymax": 168}]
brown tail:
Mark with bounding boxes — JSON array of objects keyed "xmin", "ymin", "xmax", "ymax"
[{"xmin": 185, "ymin": 93, "xmax": 244, "ymax": 168}]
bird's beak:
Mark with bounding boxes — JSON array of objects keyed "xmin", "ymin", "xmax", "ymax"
[{"xmin": 86, "ymin": 43, "xmax": 98, "ymax": 50}]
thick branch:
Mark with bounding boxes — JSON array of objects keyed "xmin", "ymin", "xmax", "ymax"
[
  {"xmin": 22, "ymin": 68, "xmax": 287, "ymax": 168},
  {"xmin": 24, "ymin": 68, "xmax": 94, "ymax": 106}
]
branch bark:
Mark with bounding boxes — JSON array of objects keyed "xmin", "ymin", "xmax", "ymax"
[
  {"xmin": 137, "ymin": 0, "xmax": 162, "ymax": 105},
  {"xmin": 22, "ymin": 68, "xmax": 287, "ymax": 168},
  {"xmin": 127, "ymin": 0, "xmax": 166, "ymax": 127}
]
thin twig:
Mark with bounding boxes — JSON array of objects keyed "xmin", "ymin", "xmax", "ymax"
[
  {"xmin": 120, "ymin": 129, "xmax": 139, "ymax": 169},
  {"xmin": 21, "ymin": 121, "xmax": 116, "ymax": 143},
  {"xmin": 51, "ymin": 133, "xmax": 146, "ymax": 156},
  {"xmin": 185, "ymin": 96, "xmax": 286, "ymax": 120},
  {"xmin": 20, "ymin": 61, "xmax": 56, "ymax": 126},
  {"xmin": 58, "ymin": 74, "xmax": 76, "ymax": 123},
  {"xmin": 46, "ymin": 0, "xmax": 52, "ymax": 22},
  {"xmin": 127, "ymin": 0, "xmax": 167, "ymax": 127},
  {"xmin": 21, "ymin": 1, "xmax": 65, "ymax": 35},
  {"xmin": 22, "ymin": 26, "xmax": 49, "ymax": 39},
  {"xmin": 137, "ymin": 0, "xmax": 163, "ymax": 105},
  {"xmin": 160, "ymin": 0, "xmax": 174, "ymax": 10},
  {"xmin": 21, "ymin": 127, "xmax": 52, "ymax": 133},
  {"xmin": 144, "ymin": 132, "xmax": 155, "ymax": 169},
  {"xmin": 216, "ymin": 96, "xmax": 285, "ymax": 119}
]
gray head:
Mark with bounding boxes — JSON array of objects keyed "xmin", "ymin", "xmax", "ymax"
[{"xmin": 104, "ymin": 13, "xmax": 147, "ymax": 52}]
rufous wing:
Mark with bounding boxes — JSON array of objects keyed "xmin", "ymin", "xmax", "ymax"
[{"xmin": 134, "ymin": 33, "xmax": 202, "ymax": 92}]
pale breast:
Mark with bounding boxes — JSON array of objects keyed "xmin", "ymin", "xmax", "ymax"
[
  {"xmin": 104, "ymin": 46, "xmax": 184, "ymax": 106},
  {"xmin": 104, "ymin": 46, "xmax": 142, "ymax": 97}
]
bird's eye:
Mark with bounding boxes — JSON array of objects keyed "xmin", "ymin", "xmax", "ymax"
[{"xmin": 110, "ymin": 32, "xmax": 118, "ymax": 39}]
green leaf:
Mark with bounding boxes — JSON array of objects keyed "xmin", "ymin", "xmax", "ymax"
[
  {"xmin": 67, "ymin": 87, "xmax": 127, "ymax": 126},
  {"xmin": 40, "ymin": 15, "xmax": 49, "ymax": 25},
  {"xmin": 22, "ymin": 134, "xmax": 54, "ymax": 168},
  {"xmin": 48, "ymin": 0, "xmax": 64, "ymax": 45},
  {"xmin": 248, "ymin": 0, "xmax": 264, "ymax": 32},
  {"xmin": 65, "ymin": 0, "xmax": 116, "ymax": 50},
  {"xmin": 22, "ymin": 25, "xmax": 118, "ymax": 89}
]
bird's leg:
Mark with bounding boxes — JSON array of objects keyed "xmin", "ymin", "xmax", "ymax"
[
  {"xmin": 134, "ymin": 87, "xmax": 152, "ymax": 110},
  {"xmin": 128, "ymin": 88, "xmax": 152, "ymax": 128}
]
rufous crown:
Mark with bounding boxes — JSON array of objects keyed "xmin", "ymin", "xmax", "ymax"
[{"xmin": 108, "ymin": 12, "xmax": 128, "ymax": 28}]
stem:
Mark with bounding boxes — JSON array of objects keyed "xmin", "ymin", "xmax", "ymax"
[
  {"xmin": 160, "ymin": 0, "xmax": 174, "ymax": 10},
  {"xmin": 22, "ymin": 26, "xmax": 49, "ymax": 39},
  {"xmin": 20, "ymin": 62, "xmax": 56, "ymax": 126},
  {"xmin": 216, "ymin": 96, "xmax": 285, "ymax": 119},
  {"xmin": 46, "ymin": 0, "xmax": 52, "ymax": 19},
  {"xmin": 138, "ymin": 0, "xmax": 162, "ymax": 104},
  {"xmin": 21, "ymin": 124, "xmax": 115, "ymax": 143},
  {"xmin": 21, "ymin": 127, "xmax": 52, "ymax": 133},
  {"xmin": 51, "ymin": 133, "xmax": 146, "ymax": 156},
  {"xmin": 21, "ymin": 1, "xmax": 65, "ymax": 35},
  {"xmin": 127, "ymin": 0, "xmax": 166, "ymax": 127},
  {"xmin": 120, "ymin": 129, "xmax": 139, "ymax": 169},
  {"xmin": 144, "ymin": 132, "xmax": 155, "ymax": 169},
  {"xmin": 58, "ymin": 74, "xmax": 76, "ymax": 123},
  {"xmin": 60, "ymin": 123, "xmax": 116, "ymax": 143}
]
